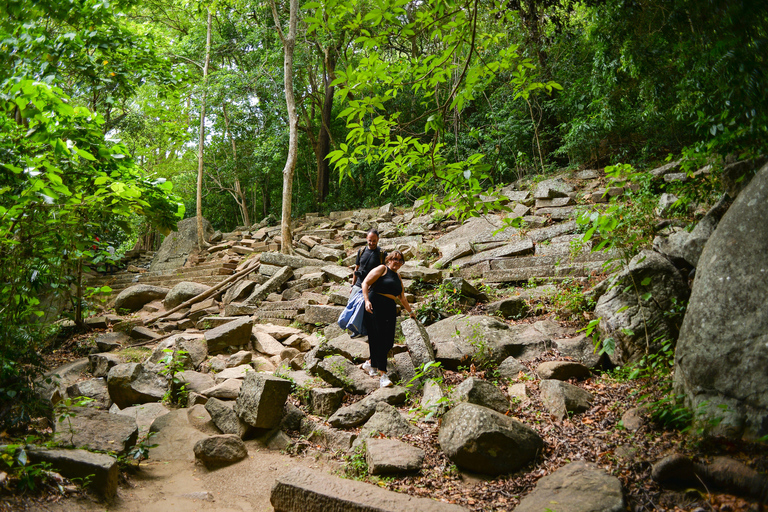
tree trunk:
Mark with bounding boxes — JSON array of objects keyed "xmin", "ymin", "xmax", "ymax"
[
  {"xmin": 196, "ymin": 9, "xmax": 213, "ymax": 251},
  {"xmin": 272, "ymin": 0, "xmax": 298, "ymax": 255},
  {"xmin": 315, "ymin": 49, "xmax": 336, "ymax": 205},
  {"xmin": 222, "ymin": 102, "xmax": 251, "ymax": 227}
]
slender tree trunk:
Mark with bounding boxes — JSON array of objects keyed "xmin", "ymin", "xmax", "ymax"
[
  {"xmin": 315, "ymin": 49, "xmax": 335, "ymax": 204},
  {"xmin": 222, "ymin": 102, "xmax": 251, "ymax": 226},
  {"xmin": 196, "ymin": 10, "xmax": 213, "ymax": 251},
  {"xmin": 272, "ymin": 0, "xmax": 298, "ymax": 254}
]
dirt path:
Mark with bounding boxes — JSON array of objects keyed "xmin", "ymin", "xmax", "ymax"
[{"xmin": 30, "ymin": 443, "xmax": 336, "ymax": 512}]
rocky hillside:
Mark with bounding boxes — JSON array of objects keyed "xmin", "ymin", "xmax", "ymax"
[{"xmin": 33, "ymin": 161, "xmax": 768, "ymax": 510}]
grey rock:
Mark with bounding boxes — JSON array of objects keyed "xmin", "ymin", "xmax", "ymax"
[
  {"xmin": 150, "ymin": 217, "xmax": 214, "ymax": 272},
  {"xmin": 204, "ymin": 317, "xmax": 253, "ymax": 355},
  {"xmin": 310, "ymin": 245, "xmax": 345, "ymax": 262},
  {"xmin": 420, "ymin": 379, "xmax": 446, "ymax": 418},
  {"xmin": 401, "ymin": 318, "xmax": 436, "ymax": 370},
  {"xmin": 325, "ymin": 335, "xmax": 370, "ymax": 362},
  {"xmin": 202, "ymin": 379, "xmax": 243, "ymax": 399},
  {"xmin": 226, "ymin": 350, "xmax": 253, "ymax": 367},
  {"xmin": 304, "ymin": 305, "xmax": 345, "ymax": 325},
  {"xmin": 113, "ymin": 402, "xmax": 170, "ymax": 438},
  {"xmin": 222, "ymin": 279, "xmax": 257, "ymax": 305},
  {"xmin": 94, "ymin": 332, "xmax": 128, "ymax": 352},
  {"xmin": 486, "ymin": 296, "xmax": 528, "ymax": 319},
  {"xmin": 107, "ymin": 363, "xmax": 168, "ymax": 409},
  {"xmin": 299, "ymin": 418, "xmax": 357, "ymax": 452},
  {"xmin": 322, "ymin": 264, "xmax": 354, "ymax": 283},
  {"xmin": 536, "ymin": 361, "xmax": 591, "ymax": 381},
  {"xmin": 469, "ymin": 238, "xmax": 535, "ymax": 265},
  {"xmin": 253, "ymin": 330, "xmax": 285, "ymax": 356},
  {"xmin": 358, "ymin": 402, "xmax": 419, "ymax": 441},
  {"xmin": 553, "ymin": 335, "xmax": 606, "ymax": 369},
  {"xmin": 539, "ymin": 379, "xmax": 594, "ymax": 420},
  {"xmin": 204, "ymin": 397, "xmax": 255, "ymax": 438},
  {"xmin": 515, "ymin": 461, "xmax": 625, "ymax": 512},
  {"xmin": 235, "ymin": 372, "xmax": 292, "ymax": 429},
  {"xmin": 657, "ymin": 192, "xmax": 679, "ymax": 216},
  {"xmin": 130, "ymin": 325, "xmax": 160, "ymax": 341},
  {"xmin": 270, "ymin": 466, "xmax": 468, "ymax": 512},
  {"xmin": 441, "ymin": 277, "xmax": 487, "ymax": 301},
  {"xmin": 595, "ymin": 250, "xmax": 688, "ymax": 365},
  {"xmin": 65, "ymin": 378, "xmax": 111, "ymax": 409},
  {"xmin": 53, "ymin": 407, "xmax": 137, "ymax": 454},
  {"xmin": 327, "ymin": 386, "xmax": 407, "ymax": 428},
  {"xmin": 27, "ymin": 448, "xmax": 118, "ymax": 499},
  {"xmin": 451, "ymin": 377, "xmax": 510, "ymax": 414},
  {"xmin": 214, "ymin": 364, "xmax": 253, "ymax": 383},
  {"xmin": 392, "ymin": 352, "xmax": 418, "ymax": 390},
  {"xmin": 434, "ymin": 216, "xmax": 510, "ymax": 254},
  {"xmin": 366, "ymin": 438, "xmax": 424, "ymax": 475},
  {"xmin": 316, "ymin": 355, "xmax": 379, "ymax": 395},
  {"xmin": 534, "ymin": 177, "xmax": 574, "ymax": 199},
  {"xmin": 680, "ymin": 195, "xmax": 730, "ymax": 267},
  {"xmin": 674, "ymin": 162, "xmax": 768, "ymax": 440},
  {"xmin": 720, "ymin": 156, "xmax": 767, "ymax": 199},
  {"xmin": 399, "ymin": 265, "xmax": 442, "ymax": 283},
  {"xmin": 621, "ymin": 407, "xmax": 647, "ymax": 432},
  {"xmin": 114, "ymin": 284, "xmax": 169, "ymax": 312},
  {"xmin": 438, "ymin": 402, "xmax": 543, "ymax": 475},
  {"xmin": 244, "ymin": 266, "xmax": 294, "ymax": 305},
  {"xmin": 163, "ymin": 281, "xmax": 211, "ymax": 310},
  {"xmin": 497, "ymin": 357, "xmax": 526, "ymax": 380},
  {"xmin": 427, "ymin": 315, "xmax": 550, "ymax": 370},
  {"xmin": 310, "ymin": 387, "xmax": 345, "ymax": 417},
  {"xmin": 193, "ymin": 434, "xmax": 248, "ymax": 467},
  {"xmin": 259, "ymin": 251, "xmax": 327, "ymax": 269}
]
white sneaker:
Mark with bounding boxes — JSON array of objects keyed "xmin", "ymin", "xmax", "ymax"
[
  {"xmin": 379, "ymin": 374, "xmax": 393, "ymax": 388},
  {"xmin": 361, "ymin": 360, "xmax": 377, "ymax": 376}
]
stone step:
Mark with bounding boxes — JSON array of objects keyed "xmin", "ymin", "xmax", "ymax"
[
  {"xmin": 488, "ymin": 250, "xmax": 615, "ymax": 271},
  {"xmin": 483, "ymin": 261, "xmax": 608, "ymax": 283},
  {"xmin": 93, "ymin": 275, "xmax": 232, "ymax": 302},
  {"xmin": 85, "ymin": 264, "xmax": 236, "ymax": 287}
]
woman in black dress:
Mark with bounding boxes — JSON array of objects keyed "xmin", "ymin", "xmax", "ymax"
[{"xmin": 361, "ymin": 250, "xmax": 416, "ymax": 388}]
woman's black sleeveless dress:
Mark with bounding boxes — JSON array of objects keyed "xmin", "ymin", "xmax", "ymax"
[{"xmin": 363, "ymin": 267, "xmax": 402, "ymax": 372}]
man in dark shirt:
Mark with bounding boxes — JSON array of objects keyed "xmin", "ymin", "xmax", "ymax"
[
  {"xmin": 351, "ymin": 229, "xmax": 387, "ymax": 289},
  {"xmin": 346, "ymin": 229, "xmax": 387, "ymax": 337}
]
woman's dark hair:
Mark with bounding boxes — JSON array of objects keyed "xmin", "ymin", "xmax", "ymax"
[
  {"xmin": 367, "ymin": 228, "xmax": 380, "ymax": 237},
  {"xmin": 385, "ymin": 250, "xmax": 405, "ymax": 264}
]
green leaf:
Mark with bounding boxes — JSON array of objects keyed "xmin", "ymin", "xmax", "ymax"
[{"xmin": 74, "ymin": 147, "xmax": 97, "ymax": 161}]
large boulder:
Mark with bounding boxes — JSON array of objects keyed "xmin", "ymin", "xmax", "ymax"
[
  {"xmin": 27, "ymin": 448, "xmax": 118, "ymax": 499},
  {"xmin": 193, "ymin": 434, "xmax": 248, "ymax": 468},
  {"xmin": 366, "ymin": 438, "xmax": 424, "ymax": 475},
  {"xmin": 450, "ymin": 377, "xmax": 510, "ymax": 414},
  {"xmin": 438, "ymin": 402, "xmax": 543, "ymax": 475},
  {"xmin": 106, "ymin": 363, "xmax": 168, "ymax": 409},
  {"xmin": 114, "ymin": 285, "xmax": 169, "ymax": 312},
  {"xmin": 204, "ymin": 317, "xmax": 253, "ymax": 355},
  {"xmin": 150, "ymin": 216, "xmax": 214, "ymax": 272},
  {"xmin": 426, "ymin": 315, "xmax": 550, "ymax": 369},
  {"xmin": 674, "ymin": 162, "xmax": 768, "ymax": 440},
  {"xmin": 515, "ymin": 461, "xmax": 625, "ymax": 512},
  {"xmin": 53, "ymin": 407, "xmax": 138, "ymax": 454},
  {"xmin": 358, "ymin": 402, "xmax": 419, "ymax": 440},
  {"xmin": 594, "ymin": 250, "xmax": 688, "ymax": 365},
  {"xmin": 234, "ymin": 372, "xmax": 292, "ymax": 430},
  {"xmin": 539, "ymin": 380, "xmax": 594, "ymax": 420},
  {"xmin": 327, "ymin": 386, "xmax": 407, "ymax": 428},
  {"xmin": 315, "ymin": 355, "xmax": 379, "ymax": 395},
  {"xmin": 163, "ymin": 281, "xmax": 211, "ymax": 310},
  {"xmin": 401, "ymin": 318, "xmax": 436, "ymax": 371}
]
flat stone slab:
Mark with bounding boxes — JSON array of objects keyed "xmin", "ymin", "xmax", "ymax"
[
  {"xmin": 27, "ymin": 448, "xmax": 118, "ymax": 499},
  {"xmin": 366, "ymin": 438, "xmax": 424, "ymax": 475},
  {"xmin": 515, "ymin": 461, "xmax": 625, "ymax": 512},
  {"xmin": 270, "ymin": 466, "xmax": 469, "ymax": 512}
]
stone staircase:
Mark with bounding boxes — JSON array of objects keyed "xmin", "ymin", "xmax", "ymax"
[{"xmin": 84, "ymin": 258, "xmax": 239, "ymax": 303}]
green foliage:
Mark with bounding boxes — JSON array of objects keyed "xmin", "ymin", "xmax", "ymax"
[
  {"xmin": 1, "ymin": 443, "xmax": 56, "ymax": 493},
  {"xmin": 414, "ymin": 282, "xmax": 464, "ymax": 325},
  {"xmin": 577, "ymin": 164, "xmax": 657, "ymax": 265},
  {"xmin": 159, "ymin": 348, "xmax": 189, "ymax": 406},
  {"xmin": 119, "ymin": 431, "xmax": 158, "ymax": 468},
  {"xmin": 342, "ymin": 445, "xmax": 369, "ymax": 480}
]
